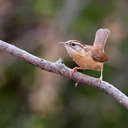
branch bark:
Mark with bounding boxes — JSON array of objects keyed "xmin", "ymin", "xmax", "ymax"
[{"xmin": 0, "ymin": 40, "xmax": 128, "ymax": 109}]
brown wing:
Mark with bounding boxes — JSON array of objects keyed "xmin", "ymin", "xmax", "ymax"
[
  {"xmin": 91, "ymin": 48, "xmax": 108, "ymax": 62},
  {"xmin": 93, "ymin": 28, "xmax": 111, "ymax": 51}
]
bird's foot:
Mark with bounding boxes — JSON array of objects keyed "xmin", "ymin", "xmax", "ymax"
[
  {"xmin": 98, "ymin": 76, "xmax": 103, "ymax": 81},
  {"xmin": 70, "ymin": 68, "xmax": 77, "ymax": 78},
  {"xmin": 72, "ymin": 67, "xmax": 79, "ymax": 72},
  {"xmin": 97, "ymin": 76, "xmax": 103, "ymax": 85}
]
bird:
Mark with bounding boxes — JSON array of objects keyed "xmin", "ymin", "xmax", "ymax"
[{"xmin": 59, "ymin": 28, "xmax": 111, "ymax": 81}]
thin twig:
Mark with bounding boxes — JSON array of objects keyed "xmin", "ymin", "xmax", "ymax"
[{"xmin": 0, "ymin": 40, "xmax": 128, "ymax": 109}]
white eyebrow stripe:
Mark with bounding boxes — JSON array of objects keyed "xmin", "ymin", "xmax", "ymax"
[{"xmin": 66, "ymin": 40, "xmax": 85, "ymax": 48}]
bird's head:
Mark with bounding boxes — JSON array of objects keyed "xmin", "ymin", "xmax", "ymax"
[{"xmin": 59, "ymin": 40, "xmax": 86, "ymax": 55}]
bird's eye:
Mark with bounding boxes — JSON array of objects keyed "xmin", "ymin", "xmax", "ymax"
[{"xmin": 71, "ymin": 43, "xmax": 76, "ymax": 46}]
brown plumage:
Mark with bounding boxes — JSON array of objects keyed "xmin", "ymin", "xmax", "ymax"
[
  {"xmin": 60, "ymin": 28, "xmax": 111, "ymax": 80},
  {"xmin": 91, "ymin": 48, "xmax": 108, "ymax": 62}
]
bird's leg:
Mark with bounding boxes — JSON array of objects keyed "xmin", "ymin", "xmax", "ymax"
[
  {"xmin": 71, "ymin": 67, "xmax": 83, "ymax": 87},
  {"xmin": 99, "ymin": 65, "xmax": 103, "ymax": 81},
  {"xmin": 70, "ymin": 67, "xmax": 82, "ymax": 78},
  {"xmin": 72, "ymin": 67, "xmax": 82, "ymax": 72}
]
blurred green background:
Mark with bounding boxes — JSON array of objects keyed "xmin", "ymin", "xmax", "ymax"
[{"xmin": 0, "ymin": 0, "xmax": 128, "ymax": 128}]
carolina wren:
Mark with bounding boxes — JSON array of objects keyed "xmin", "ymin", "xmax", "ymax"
[{"xmin": 60, "ymin": 28, "xmax": 111, "ymax": 80}]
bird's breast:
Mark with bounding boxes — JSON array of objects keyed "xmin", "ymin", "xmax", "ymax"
[{"xmin": 71, "ymin": 53, "xmax": 103, "ymax": 71}]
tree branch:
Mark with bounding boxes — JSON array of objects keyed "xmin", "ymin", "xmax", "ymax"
[{"xmin": 0, "ymin": 40, "xmax": 128, "ymax": 109}]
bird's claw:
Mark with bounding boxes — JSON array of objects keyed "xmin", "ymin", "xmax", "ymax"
[
  {"xmin": 98, "ymin": 76, "xmax": 102, "ymax": 81},
  {"xmin": 70, "ymin": 69, "xmax": 76, "ymax": 78}
]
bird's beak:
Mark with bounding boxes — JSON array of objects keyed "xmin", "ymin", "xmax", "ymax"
[{"xmin": 59, "ymin": 42, "xmax": 66, "ymax": 46}]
